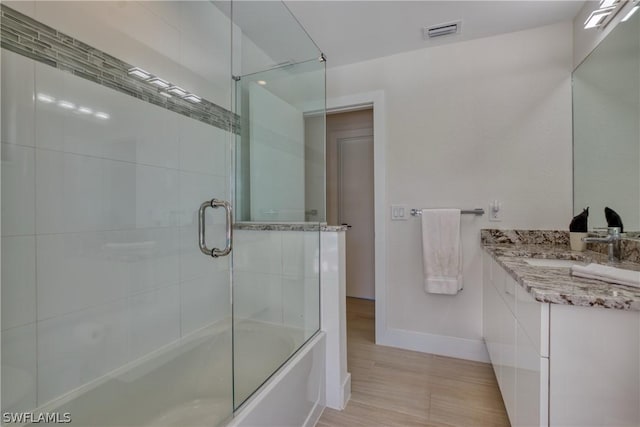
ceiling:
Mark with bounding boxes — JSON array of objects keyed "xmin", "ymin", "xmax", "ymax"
[{"xmin": 284, "ymin": 1, "xmax": 585, "ymax": 67}]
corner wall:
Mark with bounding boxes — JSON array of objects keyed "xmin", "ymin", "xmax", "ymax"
[{"xmin": 327, "ymin": 22, "xmax": 573, "ymax": 361}]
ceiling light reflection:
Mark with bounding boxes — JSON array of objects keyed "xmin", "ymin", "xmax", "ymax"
[{"xmin": 37, "ymin": 93, "xmax": 55, "ymax": 103}]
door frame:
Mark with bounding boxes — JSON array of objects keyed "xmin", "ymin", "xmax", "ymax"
[{"xmin": 326, "ymin": 90, "xmax": 387, "ymax": 345}]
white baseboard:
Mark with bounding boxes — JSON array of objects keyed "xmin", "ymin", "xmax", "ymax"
[
  {"xmin": 303, "ymin": 400, "xmax": 325, "ymax": 427},
  {"xmin": 378, "ymin": 327, "xmax": 490, "ymax": 363},
  {"xmin": 341, "ymin": 373, "xmax": 351, "ymax": 409}
]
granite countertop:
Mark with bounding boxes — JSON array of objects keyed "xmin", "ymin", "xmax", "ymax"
[
  {"xmin": 483, "ymin": 243, "xmax": 640, "ymax": 310},
  {"xmin": 234, "ymin": 222, "xmax": 348, "ymax": 232}
]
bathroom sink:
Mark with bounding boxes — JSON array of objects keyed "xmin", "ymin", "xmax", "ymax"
[{"xmin": 523, "ymin": 258, "xmax": 582, "ymax": 268}]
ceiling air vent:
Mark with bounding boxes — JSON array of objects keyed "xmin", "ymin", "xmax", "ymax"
[{"xmin": 423, "ymin": 20, "xmax": 462, "ymax": 40}]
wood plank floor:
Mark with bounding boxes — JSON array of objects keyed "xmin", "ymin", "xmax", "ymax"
[{"xmin": 317, "ymin": 298, "xmax": 510, "ymax": 427}]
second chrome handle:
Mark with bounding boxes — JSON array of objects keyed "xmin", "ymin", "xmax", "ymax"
[{"xmin": 198, "ymin": 198, "xmax": 233, "ymax": 258}]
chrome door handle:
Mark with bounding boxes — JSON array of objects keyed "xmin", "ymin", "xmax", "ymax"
[{"xmin": 199, "ymin": 199, "xmax": 233, "ymax": 258}]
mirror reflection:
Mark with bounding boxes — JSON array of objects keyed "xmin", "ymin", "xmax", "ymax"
[{"xmin": 573, "ymin": 10, "xmax": 640, "ymax": 233}]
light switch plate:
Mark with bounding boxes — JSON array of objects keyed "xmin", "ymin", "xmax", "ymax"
[
  {"xmin": 391, "ymin": 204, "xmax": 408, "ymax": 220},
  {"xmin": 489, "ymin": 200, "xmax": 502, "ymax": 222}
]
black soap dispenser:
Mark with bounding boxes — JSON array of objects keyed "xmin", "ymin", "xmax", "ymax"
[{"xmin": 604, "ymin": 207, "xmax": 624, "ymax": 233}]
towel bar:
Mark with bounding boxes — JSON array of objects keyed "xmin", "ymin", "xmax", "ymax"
[{"xmin": 410, "ymin": 208, "xmax": 485, "ymax": 216}]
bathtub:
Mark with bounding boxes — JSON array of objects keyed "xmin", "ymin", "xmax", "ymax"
[{"xmin": 30, "ymin": 321, "xmax": 325, "ymax": 427}]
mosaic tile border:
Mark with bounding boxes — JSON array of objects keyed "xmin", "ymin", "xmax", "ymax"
[{"xmin": 0, "ymin": 4, "xmax": 238, "ymax": 133}]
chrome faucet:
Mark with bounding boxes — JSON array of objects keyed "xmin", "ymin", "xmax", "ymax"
[{"xmin": 583, "ymin": 227, "xmax": 622, "ymax": 263}]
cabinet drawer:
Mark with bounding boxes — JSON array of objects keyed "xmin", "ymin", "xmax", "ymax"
[
  {"xmin": 516, "ymin": 324, "xmax": 549, "ymax": 427},
  {"xmin": 516, "ymin": 283, "xmax": 549, "ymax": 357},
  {"xmin": 483, "ymin": 276, "xmax": 501, "ymax": 374},
  {"xmin": 482, "ymin": 252, "xmax": 492, "ymax": 289},
  {"xmin": 491, "ymin": 258, "xmax": 516, "ymax": 315}
]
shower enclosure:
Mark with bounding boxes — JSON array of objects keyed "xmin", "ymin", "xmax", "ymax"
[{"xmin": 0, "ymin": 1, "xmax": 325, "ymax": 426}]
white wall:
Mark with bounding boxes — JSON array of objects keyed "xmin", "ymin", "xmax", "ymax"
[{"xmin": 327, "ymin": 22, "xmax": 573, "ymax": 361}]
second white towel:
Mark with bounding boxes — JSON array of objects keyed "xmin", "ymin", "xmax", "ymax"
[
  {"xmin": 421, "ymin": 209, "xmax": 463, "ymax": 295},
  {"xmin": 571, "ymin": 263, "xmax": 640, "ymax": 288}
]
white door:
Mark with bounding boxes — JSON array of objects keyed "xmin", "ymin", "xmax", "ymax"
[{"xmin": 337, "ymin": 129, "xmax": 375, "ymax": 299}]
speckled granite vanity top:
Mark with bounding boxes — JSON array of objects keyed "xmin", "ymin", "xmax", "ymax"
[
  {"xmin": 234, "ymin": 223, "xmax": 348, "ymax": 232},
  {"xmin": 482, "ymin": 230, "xmax": 640, "ymax": 311}
]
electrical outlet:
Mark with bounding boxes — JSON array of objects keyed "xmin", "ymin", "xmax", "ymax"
[
  {"xmin": 391, "ymin": 204, "xmax": 408, "ymax": 220},
  {"xmin": 489, "ymin": 200, "xmax": 502, "ymax": 222}
]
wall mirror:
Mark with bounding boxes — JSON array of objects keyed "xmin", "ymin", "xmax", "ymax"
[{"xmin": 573, "ymin": 9, "xmax": 640, "ymax": 233}]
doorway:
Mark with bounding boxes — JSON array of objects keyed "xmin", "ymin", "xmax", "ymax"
[{"xmin": 326, "ymin": 109, "xmax": 375, "ymax": 300}]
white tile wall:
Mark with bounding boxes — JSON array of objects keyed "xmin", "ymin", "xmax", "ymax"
[
  {"xmin": 103, "ymin": 159, "xmax": 137, "ymax": 230},
  {"xmin": 37, "ymin": 298, "xmax": 129, "ymax": 404},
  {"xmin": 233, "ymin": 231, "xmax": 283, "ymax": 274},
  {"xmin": 178, "ymin": 116, "xmax": 228, "ymax": 177},
  {"xmin": 179, "ymin": 224, "xmax": 228, "ymax": 282},
  {"xmin": 37, "ymin": 232, "xmax": 125, "ymax": 320},
  {"xmin": 36, "ymin": 227, "xmax": 181, "ymax": 319},
  {"xmin": 1, "ymin": 323, "xmax": 37, "ymax": 413},
  {"xmin": 35, "ymin": 150, "xmax": 104, "ymax": 233},
  {"xmin": 178, "ymin": 171, "xmax": 227, "ymax": 228},
  {"xmin": 34, "ymin": 62, "xmax": 65, "ymax": 153},
  {"xmin": 234, "ymin": 270, "xmax": 283, "ymax": 324},
  {"xmin": 181, "ymin": 271, "xmax": 230, "ymax": 335},
  {"xmin": 36, "ymin": 152, "xmax": 180, "ymax": 234},
  {"xmin": 134, "ymin": 164, "xmax": 180, "ymax": 229},
  {"xmin": 2, "ymin": 49, "xmax": 235, "ymax": 410},
  {"xmin": 233, "ymin": 230, "xmax": 320, "ymax": 334},
  {"xmin": 282, "ymin": 231, "xmax": 320, "ymax": 278},
  {"xmin": 1, "ymin": 143, "xmax": 35, "ymax": 236},
  {"xmin": 1, "ymin": 236, "xmax": 36, "ymax": 330},
  {"xmin": 128, "ymin": 285, "xmax": 181, "ymax": 360},
  {"xmin": 108, "ymin": 228, "xmax": 181, "ymax": 296},
  {"xmin": 282, "ymin": 276, "xmax": 313, "ymax": 331},
  {"xmin": 1, "ymin": 50, "xmax": 35, "ymax": 147}
]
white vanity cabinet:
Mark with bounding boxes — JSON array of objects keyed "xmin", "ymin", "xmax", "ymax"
[
  {"xmin": 483, "ymin": 253, "xmax": 546, "ymax": 426},
  {"xmin": 482, "ymin": 251, "xmax": 640, "ymax": 427}
]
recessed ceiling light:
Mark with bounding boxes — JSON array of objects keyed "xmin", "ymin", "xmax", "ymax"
[
  {"xmin": 57, "ymin": 100, "xmax": 75, "ymax": 109},
  {"xmin": 128, "ymin": 67, "xmax": 151, "ymax": 80},
  {"xmin": 183, "ymin": 94, "xmax": 202, "ymax": 103},
  {"xmin": 167, "ymin": 86, "xmax": 187, "ymax": 97},
  {"xmin": 95, "ymin": 112, "xmax": 110, "ymax": 120},
  {"xmin": 37, "ymin": 93, "xmax": 55, "ymax": 103},
  {"xmin": 148, "ymin": 78, "xmax": 170, "ymax": 88},
  {"xmin": 584, "ymin": 8, "xmax": 614, "ymax": 28},
  {"xmin": 77, "ymin": 106, "xmax": 93, "ymax": 114},
  {"xmin": 257, "ymin": 80, "xmax": 267, "ymax": 86}
]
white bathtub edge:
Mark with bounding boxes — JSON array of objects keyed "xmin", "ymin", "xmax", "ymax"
[{"xmin": 228, "ymin": 331, "xmax": 326, "ymax": 427}]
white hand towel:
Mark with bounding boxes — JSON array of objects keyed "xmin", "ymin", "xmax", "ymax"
[
  {"xmin": 421, "ymin": 209, "xmax": 463, "ymax": 295},
  {"xmin": 571, "ymin": 263, "xmax": 640, "ymax": 288}
]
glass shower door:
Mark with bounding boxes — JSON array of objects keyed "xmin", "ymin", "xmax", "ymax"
[
  {"xmin": 1, "ymin": 1, "xmax": 234, "ymax": 426},
  {"xmin": 230, "ymin": 2, "xmax": 326, "ymax": 408}
]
